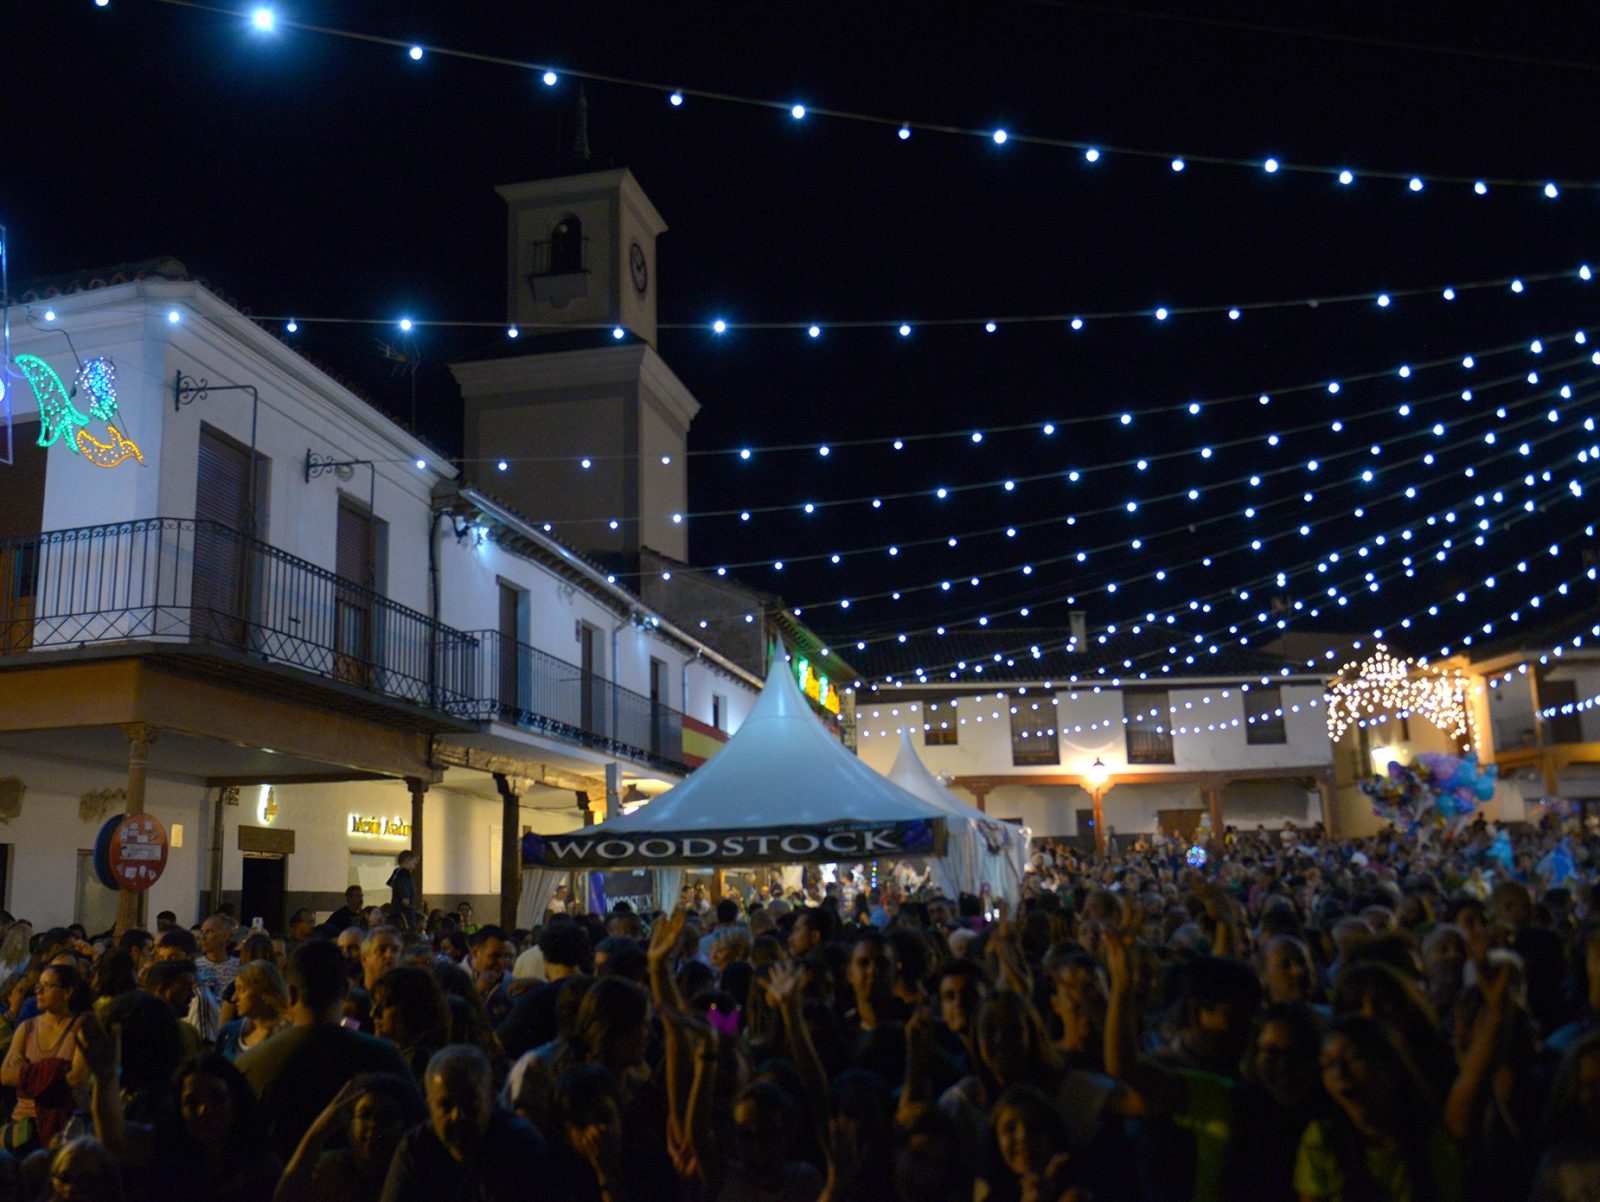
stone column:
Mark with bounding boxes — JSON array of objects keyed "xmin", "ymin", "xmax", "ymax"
[
  {"xmin": 1316, "ymin": 774, "xmax": 1338, "ymax": 839},
  {"xmin": 1092, "ymin": 788, "xmax": 1107, "ymax": 855},
  {"xmin": 115, "ymin": 724, "xmax": 158, "ymax": 935},
  {"xmin": 493, "ymin": 773, "xmax": 523, "ymax": 929},
  {"xmin": 405, "ymin": 776, "xmax": 429, "ymax": 906},
  {"xmin": 1203, "ymin": 783, "xmax": 1224, "ymax": 840}
]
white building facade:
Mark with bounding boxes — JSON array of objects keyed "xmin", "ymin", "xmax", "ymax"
[
  {"xmin": 852, "ymin": 648, "xmax": 1335, "ymax": 849},
  {"xmin": 0, "ymin": 254, "xmax": 757, "ymax": 932}
]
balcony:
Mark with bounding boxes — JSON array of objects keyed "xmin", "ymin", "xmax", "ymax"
[
  {"xmin": 0, "ymin": 519, "xmax": 697, "ymax": 773},
  {"xmin": 463, "ymin": 630, "xmax": 688, "ymax": 774},
  {"xmin": 0, "ymin": 518, "xmax": 479, "ymax": 720}
]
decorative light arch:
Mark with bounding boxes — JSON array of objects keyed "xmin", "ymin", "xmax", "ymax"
[{"xmin": 1324, "ymin": 644, "xmax": 1472, "ymax": 744}]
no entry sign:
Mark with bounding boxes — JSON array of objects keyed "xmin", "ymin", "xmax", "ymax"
[{"xmin": 107, "ymin": 814, "xmax": 169, "ymax": 892}]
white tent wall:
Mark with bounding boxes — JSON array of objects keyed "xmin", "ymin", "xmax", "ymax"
[
  {"xmin": 516, "ymin": 868, "xmax": 565, "ymax": 928},
  {"xmin": 885, "ymin": 733, "xmax": 1029, "ymax": 907}
]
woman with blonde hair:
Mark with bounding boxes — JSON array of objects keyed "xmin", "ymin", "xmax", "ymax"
[
  {"xmin": 214, "ymin": 961, "xmax": 288, "ymax": 1061},
  {"xmin": 0, "ymin": 923, "xmax": 32, "ymax": 980}
]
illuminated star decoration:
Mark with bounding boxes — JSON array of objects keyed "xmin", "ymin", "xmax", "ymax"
[{"xmin": 1323, "ymin": 643, "xmax": 1472, "ymax": 744}]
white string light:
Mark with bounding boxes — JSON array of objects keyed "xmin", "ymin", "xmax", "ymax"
[
  {"xmin": 671, "ymin": 390, "xmax": 1597, "ymax": 668},
  {"xmin": 864, "ymin": 487, "xmax": 1599, "ymax": 688},
  {"xmin": 552, "ymin": 337, "xmax": 1592, "ymax": 527},
  {"xmin": 148, "ymin": 0, "xmax": 1600, "ymax": 199},
  {"xmin": 237, "ymin": 262, "xmax": 1589, "ymax": 348},
  {"xmin": 777, "ymin": 379, "xmax": 1594, "ymax": 626},
  {"xmin": 1324, "ymin": 645, "xmax": 1473, "ymax": 742}
]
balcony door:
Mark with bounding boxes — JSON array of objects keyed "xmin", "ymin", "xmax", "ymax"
[
  {"xmin": 193, "ymin": 427, "xmax": 253, "ymax": 646},
  {"xmin": 334, "ymin": 500, "xmax": 374, "ymax": 686},
  {"xmin": 0, "ymin": 422, "xmax": 46, "ymax": 652},
  {"xmin": 497, "ymin": 582, "xmax": 522, "ymax": 716},
  {"xmin": 579, "ymin": 622, "xmax": 600, "ymax": 736},
  {"xmin": 649, "ymin": 658, "xmax": 668, "ymax": 756}
]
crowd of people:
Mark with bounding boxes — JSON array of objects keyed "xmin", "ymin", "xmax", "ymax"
[{"xmin": 0, "ymin": 818, "xmax": 1594, "ymax": 1201}]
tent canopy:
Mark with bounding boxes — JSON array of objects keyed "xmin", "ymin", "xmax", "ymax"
[
  {"xmin": 885, "ymin": 732, "xmax": 1030, "ymax": 905},
  {"xmin": 521, "ymin": 650, "xmax": 950, "ymax": 870}
]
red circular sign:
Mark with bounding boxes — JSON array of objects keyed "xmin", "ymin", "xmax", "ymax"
[{"xmin": 108, "ymin": 814, "xmax": 169, "ymax": 892}]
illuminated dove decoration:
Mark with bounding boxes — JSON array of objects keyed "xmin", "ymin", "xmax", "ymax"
[{"xmin": 15, "ymin": 353, "xmax": 143, "ymax": 469}]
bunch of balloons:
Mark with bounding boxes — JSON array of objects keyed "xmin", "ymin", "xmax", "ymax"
[{"xmin": 1361, "ymin": 752, "xmax": 1498, "ymax": 830}]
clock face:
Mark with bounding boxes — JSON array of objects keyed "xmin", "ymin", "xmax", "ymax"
[{"xmin": 629, "ymin": 241, "xmax": 648, "ymax": 294}]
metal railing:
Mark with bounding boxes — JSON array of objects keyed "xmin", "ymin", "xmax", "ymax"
[
  {"xmin": 465, "ymin": 629, "xmax": 687, "ymax": 773},
  {"xmin": 0, "ymin": 518, "xmax": 478, "ymax": 715},
  {"xmin": 0, "ymin": 519, "xmax": 698, "ymax": 770},
  {"xmin": 1125, "ymin": 724, "xmax": 1176, "ymax": 765}
]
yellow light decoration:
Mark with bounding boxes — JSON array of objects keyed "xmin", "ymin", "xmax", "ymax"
[
  {"xmin": 1323, "ymin": 644, "xmax": 1472, "ymax": 744},
  {"xmin": 75, "ymin": 425, "xmax": 144, "ymax": 469}
]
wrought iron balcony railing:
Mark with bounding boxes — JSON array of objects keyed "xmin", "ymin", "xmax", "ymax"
[
  {"xmin": 0, "ymin": 517, "xmax": 477, "ymax": 715},
  {"xmin": 0, "ymin": 518, "xmax": 694, "ymax": 771},
  {"xmin": 465, "ymin": 630, "xmax": 687, "ymax": 773}
]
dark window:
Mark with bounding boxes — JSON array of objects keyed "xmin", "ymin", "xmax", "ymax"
[
  {"xmin": 333, "ymin": 500, "xmax": 375, "ymax": 686},
  {"xmin": 649, "ymin": 658, "xmax": 669, "ymax": 756},
  {"xmin": 712, "ymin": 693, "xmax": 726, "ymax": 732},
  {"xmin": 579, "ymin": 623, "xmax": 600, "ymax": 735},
  {"xmin": 193, "ymin": 426, "xmax": 255, "ymax": 647},
  {"xmin": 1540, "ymin": 679, "xmax": 1584, "ymax": 744},
  {"xmin": 549, "ymin": 216, "xmax": 584, "ymax": 274},
  {"xmin": 1010, "ymin": 698, "xmax": 1059, "ymax": 766},
  {"xmin": 1245, "ymin": 687, "xmax": 1288, "ymax": 745},
  {"xmin": 497, "ymin": 583, "xmax": 522, "ymax": 713},
  {"xmin": 923, "ymin": 700, "xmax": 958, "ymax": 745},
  {"xmin": 1124, "ymin": 690, "xmax": 1174, "ymax": 764}
]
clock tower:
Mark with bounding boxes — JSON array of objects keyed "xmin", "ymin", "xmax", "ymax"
[
  {"xmin": 498, "ymin": 167, "xmax": 664, "ymax": 348},
  {"xmin": 452, "ymin": 168, "xmax": 698, "ymax": 565}
]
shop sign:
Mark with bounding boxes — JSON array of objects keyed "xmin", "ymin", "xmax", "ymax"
[
  {"xmin": 794, "ymin": 656, "xmax": 841, "ymax": 715},
  {"xmin": 521, "ymin": 817, "xmax": 945, "ymax": 869},
  {"xmin": 349, "ymin": 814, "xmax": 412, "ymax": 839}
]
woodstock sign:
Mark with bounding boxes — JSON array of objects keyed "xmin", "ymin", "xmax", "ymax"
[{"xmin": 522, "ymin": 818, "xmax": 945, "ymax": 868}]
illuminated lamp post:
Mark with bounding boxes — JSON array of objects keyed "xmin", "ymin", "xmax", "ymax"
[{"xmin": 1085, "ymin": 756, "xmax": 1112, "ymax": 855}]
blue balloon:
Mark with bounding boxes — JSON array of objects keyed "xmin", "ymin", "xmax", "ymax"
[{"xmin": 1474, "ymin": 776, "xmax": 1496, "ymax": 800}]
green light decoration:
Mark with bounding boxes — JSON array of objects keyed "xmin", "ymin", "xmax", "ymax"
[
  {"xmin": 18, "ymin": 354, "xmax": 87, "ymax": 448},
  {"xmin": 15, "ymin": 353, "xmax": 142, "ymax": 469}
]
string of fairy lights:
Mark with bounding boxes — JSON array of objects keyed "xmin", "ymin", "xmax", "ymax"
[
  {"xmin": 872, "ymin": 609, "xmax": 1600, "ymax": 744},
  {"xmin": 859, "ymin": 592, "xmax": 1600, "ymax": 742},
  {"xmin": 220, "ymin": 264, "xmax": 1595, "ymax": 351},
  {"xmin": 656, "ymin": 395, "xmax": 1598, "ymax": 678},
  {"xmin": 782, "ymin": 384, "xmax": 1595, "ymax": 621},
  {"xmin": 72, "ymin": 1, "xmax": 1600, "ymax": 711},
  {"xmin": 133, "ymin": 0, "xmax": 1600, "ymax": 199},
  {"xmin": 853, "ymin": 557, "xmax": 1600, "ymax": 741},
  {"xmin": 571, "ymin": 333, "xmax": 1595, "ymax": 549},
  {"xmin": 886, "ymin": 521, "xmax": 1599, "ymax": 689},
  {"xmin": 868, "ymin": 481, "xmax": 1600, "ymax": 689},
  {"xmin": 754, "ymin": 376, "xmax": 1600, "ymax": 652}
]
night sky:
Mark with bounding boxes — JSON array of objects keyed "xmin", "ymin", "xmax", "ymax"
[{"xmin": 12, "ymin": 2, "xmax": 1600, "ymax": 682}]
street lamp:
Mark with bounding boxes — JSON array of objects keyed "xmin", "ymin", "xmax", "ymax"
[{"xmin": 1084, "ymin": 757, "xmax": 1112, "ymax": 855}]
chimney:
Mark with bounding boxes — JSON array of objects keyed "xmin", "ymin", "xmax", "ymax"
[{"xmin": 1069, "ymin": 609, "xmax": 1088, "ymax": 650}]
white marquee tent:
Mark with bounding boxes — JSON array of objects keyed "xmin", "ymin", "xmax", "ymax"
[
  {"xmin": 884, "ymin": 732, "xmax": 1030, "ymax": 906},
  {"xmin": 517, "ymin": 649, "xmax": 955, "ymax": 924}
]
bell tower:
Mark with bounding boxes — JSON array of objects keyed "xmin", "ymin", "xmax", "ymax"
[
  {"xmin": 498, "ymin": 167, "xmax": 665, "ymax": 348},
  {"xmin": 453, "ymin": 168, "xmax": 696, "ymax": 566}
]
